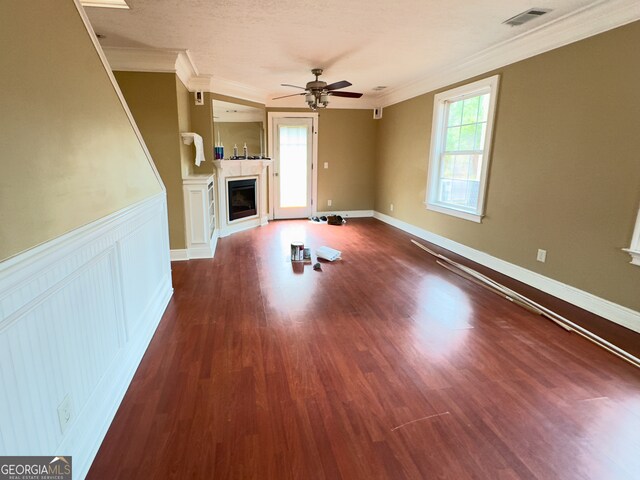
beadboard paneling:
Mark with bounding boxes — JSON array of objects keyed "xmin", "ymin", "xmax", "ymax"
[{"xmin": 0, "ymin": 193, "xmax": 172, "ymax": 479}]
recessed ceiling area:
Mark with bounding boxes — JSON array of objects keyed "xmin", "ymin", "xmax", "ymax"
[{"xmin": 84, "ymin": 0, "xmax": 640, "ymax": 108}]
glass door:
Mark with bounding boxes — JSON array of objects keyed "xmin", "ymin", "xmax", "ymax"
[{"xmin": 273, "ymin": 117, "xmax": 314, "ymax": 219}]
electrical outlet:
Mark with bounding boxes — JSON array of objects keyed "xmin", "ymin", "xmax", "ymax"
[
  {"xmin": 327, "ymin": 199, "xmax": 332, "ymax": 207},
  {"xmin": 57, "ymin": 395, "xmax": 73, "ymax": 434},
  {"xmin": 536, "ymin": 249, "xmax": 547, "ymax": 263},
  {"xmin": 324, "ymin": 162, "xmax": 329, "ymax": 169},
  {"xmin": 390, "ymin": 203, "xmax": 394, "ymax": 212}
]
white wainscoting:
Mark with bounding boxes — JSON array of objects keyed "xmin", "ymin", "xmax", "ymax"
[{"xmin": 0, "ymin": 193, "xmax": 173, "ymax": 479}]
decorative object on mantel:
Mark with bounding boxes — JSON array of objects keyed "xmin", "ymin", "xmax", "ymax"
[
  {"xmin": 272, "ymin": 68, "xmax": 363, "ymax": 111},
  {"xmin": 214, "ymin": 131, "xmax": 224, "ymax": 160},
  {"xmin": 230, "ymin": 155, "xmax": 270, "ymax": 160},
  {"xmin": 180, "ymin": 132, "xmax": 205, "ymax": 166}
]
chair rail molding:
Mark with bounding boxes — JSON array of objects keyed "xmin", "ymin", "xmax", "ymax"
[{"xmin": 0, "ymin": 193, "xmax": 173, "ymax": 479}]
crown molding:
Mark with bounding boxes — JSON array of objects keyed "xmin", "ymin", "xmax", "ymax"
[
  {"xmin": 175, "ymin": 50, "xmax": 199, "ymax": 88},
  {"xmin": 100, "ymin": 47, "xmax": 269, "ymax": 103},
  {"xmin": 377, "ymin": 0, "xmax": 640, "ymax": 107},
  {"xmin": 102, "ymin": 46, "xmax": 201, "ymax": 92},
  {"xmin": 209, "ymin": 76, "xmax": 270, "ymax": 105},
  {"xmin": 189, "ymin": 75, "xmax": 212, "ymax": 92}
]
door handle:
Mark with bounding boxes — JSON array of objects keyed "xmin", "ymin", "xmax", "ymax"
[{"xmin": 275, "ymin": 172, "xmax": 279, "ymax": 177}]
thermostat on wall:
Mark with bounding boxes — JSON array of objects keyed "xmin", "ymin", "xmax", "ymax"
[{"xmin": 195, "ymin": 91, "xmax": 204, "ymax": 106}]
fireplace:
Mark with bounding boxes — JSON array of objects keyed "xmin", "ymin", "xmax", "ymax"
[
  {"xmin": 228, "ymin": 178, "xmax": 257, "ymax": 221},
  {"xmin": 213, "ymin": 159, "xmax": 272, "ymax": 237}
]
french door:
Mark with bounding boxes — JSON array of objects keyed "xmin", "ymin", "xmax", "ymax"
[{"xmin": 272, "ymin": 116, "xmax": 315, "ymax": 219}]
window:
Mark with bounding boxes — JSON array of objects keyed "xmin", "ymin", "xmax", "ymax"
[{"xmin": 426, "ymin": 75, "xmax": 500, "ymax": 222}]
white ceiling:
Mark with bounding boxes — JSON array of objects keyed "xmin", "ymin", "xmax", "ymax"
[{"xmin": 84, "ymin": 0, "xmax": 640, "ymax": 108}]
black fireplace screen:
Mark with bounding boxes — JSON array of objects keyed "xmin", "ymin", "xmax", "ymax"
[{"xmin": 228, "ymin": 179, "xmax": 257, "ymax": 221}]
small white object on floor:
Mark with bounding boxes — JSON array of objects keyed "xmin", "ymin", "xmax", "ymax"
[{"xmin": 316, "ymin": 246, "xmax": 341, "ymax": 262}]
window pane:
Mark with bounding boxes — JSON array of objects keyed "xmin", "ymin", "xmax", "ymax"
[
  {"xmin": 459, "ymin": 124, "xmax": 476, "ymax": 150},
  {"xmin": 445, "ymin": 126, "xmax": 460, "ymax": 151},
  {"xmin": 438, "ymin": 154, "xmax": 483, "ymax": 210},
  {"xmin": 447, "ymin": 100, "xmax": 463, "ymax": 127},
  {"xmin": 461, "ymin": 96, "xmax": 480, "ymax": 124},
  {"xmin": 478, "ymin": 93, "xmax": 490, "ymax": 122},
  {"xmin": 279, "ymin": 125, "xmax": 308, "ymax": 208},
  {"xmin": 474, "ymin": 122, "xmax": 487, "ymax": 150},
  {"xmin": 442, "ymin": 154, "xmax": 455, "ymax": 178}
]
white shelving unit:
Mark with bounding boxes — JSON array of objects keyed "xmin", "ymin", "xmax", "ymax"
[{"xmin": 182, "ymin": 173, "xmax": 217, "ymax": 259}]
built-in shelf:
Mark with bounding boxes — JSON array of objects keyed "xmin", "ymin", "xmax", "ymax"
[{"xmin": 183, "ymin": 173, "xmax": 217, "ymax": 259}]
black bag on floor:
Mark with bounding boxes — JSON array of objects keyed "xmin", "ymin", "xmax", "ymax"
[{"xmin": 327, "ymin": 215, "xmax": 345, "ymax": 226}]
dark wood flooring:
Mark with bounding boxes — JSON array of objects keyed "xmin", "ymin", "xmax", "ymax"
[{"xmin": 88, "ymin": 218, "xmax": 640, "ymax": 479}]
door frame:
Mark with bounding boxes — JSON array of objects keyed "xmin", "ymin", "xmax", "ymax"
[{"xmin": 267, "ymin": 111, "xmax": 319, "ymax": 220}]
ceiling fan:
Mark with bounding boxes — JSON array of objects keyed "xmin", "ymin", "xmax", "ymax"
[{"xmin": 273, "ymin": 68, "xmax": 363, "ymax": 110}]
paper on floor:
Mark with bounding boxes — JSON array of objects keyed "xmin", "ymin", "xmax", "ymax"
[{"xmin": 316, "ymin": 246, "xmax": 341, "ymax": 262}]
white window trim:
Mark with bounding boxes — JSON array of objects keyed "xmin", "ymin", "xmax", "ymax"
[
  {"xmin": 425, "ymin": 74, "xmax": 500, "ymax": 222},
  {"xmin": 624, "ymin": 204, "xmax": 640, "ymax": 266}
]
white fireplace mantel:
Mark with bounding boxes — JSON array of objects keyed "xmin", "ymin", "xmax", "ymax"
[{"xmin": 213, "ymin": 159, "xmax": 272, "ymax": 237}]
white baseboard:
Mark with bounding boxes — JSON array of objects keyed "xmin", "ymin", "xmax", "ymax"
[
  {"xmin": 315, "ymin": 210, "xmax": 375, "ymax": 218},
  {"xmin": 219, "ymin": 216, "xmax": 265, "ymax": 237},
  {"xmin": 170, "ymin": 249, "xmax": 189, "ymax": 261},
  {"xmin": 373, "ymin": 211, "xmax": 640, "ymax": 334},
  {"xmin": 172, "ymin": 234, "xmax": 218, "ymax": 261},
  {"xmin": 0, "ymin": 193, "xmax": 173, "ymax": 478}
]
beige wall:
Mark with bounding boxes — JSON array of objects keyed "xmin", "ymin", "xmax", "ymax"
[
  {"xmin": 317, "ymin": 109, "xmax": 376, "ymax": 211},
  {"xmin": 375, "ymin": 21, "xmax": 640, "ymax": 311},
  {"xmin": 0, "ymin": 0, "xmax": 161, "ymax": 262},
  {"xmin": 266, "ymin": 108, "xmax": 377, "ymax": 212},
  {"xmin": 176, "ymin": 77, "xmax": 194, "ymax": 178},
  {"xmin": 190, "ymin": 92, "xmax": 215, "ymax": 174},
  {"xmin": 114, "ymin": 71, "xmax": 186, "ymax": 249}
]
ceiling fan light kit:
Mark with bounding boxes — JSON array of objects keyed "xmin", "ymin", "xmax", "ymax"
[{"xmin": 274, "ymin": 68, "xmax": 363, "ymax": 110}]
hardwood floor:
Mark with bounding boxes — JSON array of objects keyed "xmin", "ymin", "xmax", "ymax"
[{"xmin": 88, "ymin": 219, "xmax": 640, "ymax": 479}]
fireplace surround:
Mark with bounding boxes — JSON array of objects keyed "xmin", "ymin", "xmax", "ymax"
[{"xmin": 213, "ymin": 159, "xmax": 272, "ymax": 237}]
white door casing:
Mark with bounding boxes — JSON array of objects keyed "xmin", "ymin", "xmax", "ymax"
[{"xmin": 268, "ymin": 112, "xmax": 318, "ymax": 219}]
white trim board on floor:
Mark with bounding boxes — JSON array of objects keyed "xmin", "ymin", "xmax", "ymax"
[
  {"xmin": 371, "ymin": 211, "xmax": 640, "ymax": 334},
  {"xmin": 170, "ymin": 236, "xmax": 218, "ymax": 261},
  {"xmin": 170, "ymin": 249, "xmax": 189, "ymax": 261}
]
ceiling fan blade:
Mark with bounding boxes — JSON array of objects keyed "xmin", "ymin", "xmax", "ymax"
[
  {"xmin": 281, "ymin": 83, "xmax": 306, "ymax": 90},
  {"xmin": 325, "ymin": 80, "xmax": 352, "ymax": 91},
  {"xmin": 329, "ymin": 91, "xmax": 363, "ymax": 98},
  {"xmin": 272, "ymin": 92, "xmax": 305, "ymax": 100}
]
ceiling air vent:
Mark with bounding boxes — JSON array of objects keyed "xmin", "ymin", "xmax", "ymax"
[{"xmin": 503, "ymin": 8, "xmax": 551, "ymax": 27}]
